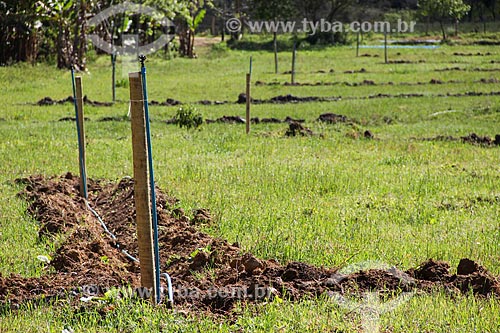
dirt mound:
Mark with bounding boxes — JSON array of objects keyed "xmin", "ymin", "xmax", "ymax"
[
  {"xmin": 421, "ymin": 133, "xmax": 500, "ymax": 147},
  {"xmin": 409, "ymin": 259, "xmax": 451, "ymax": 282},
  {"xmin": 36, "ymin": 96, "xmax": 112, "ymax": 107},
  {"xmin": 407, "ymin": 259, "xmax": 500, "ymax": 296},
  {"xmin": 1, "ymin": 176, "xmax": 499, "ymax": 316},
  {"xmin": 59, "ymin": 117, "xmax": 91, "ymax": 122},
  {"xmin": 317, "ymin": 113, "xmax": 350, "ymax": 124},
  {"xmin": 453, "ymin": 52, "xmax": 493, "ymax": 56},
  {"xmin": 149, "ymin": 98, "xmax": 182, "ymax": 106},
  {"xmin": 387, "ymin": 60, "xmax": 426, "ymax": 64},
  {"xmin": 435, "ymin": 67, "xmax": 500, "ymax": 73},
  {"xmin": 343, "ymin": 68, "xmax": 367, "ymax": 74},
  {"xmin": 237, "ymin": 94, "xmax": 331, "ymax": 104},
  {"xmin": 257, "ymin": 78, "xmax": 474, "ymax": 87},
  {"xmin": 461, "ymin": 133, "xmax": 499, "ymax": 146},
  {"xmin": 285, "ymin": 122, "xmax": 314, "ymax": 137},
  {"xmin": 215, "ymin": 116, "xmax": 245, "ymax": 124},
  {"xmin": 204, "ymin": 116, "xmax": 306, "ymax": 125}
]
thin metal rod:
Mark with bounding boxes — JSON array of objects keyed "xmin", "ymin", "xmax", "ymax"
[{"xmin": 139, "ymin": 55, "xmax": 161, "ymax": 305}]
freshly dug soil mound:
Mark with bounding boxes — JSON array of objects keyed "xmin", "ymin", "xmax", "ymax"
[
  {"xmin": 37, "ymin": 96, "xmax": 112, "ymax": 107},
  {"xmin": 285, "ymin": 122, "xmax": 314, "ymax": 137},
  {"xmin": 317, "ymin": 113, "xmax": 350, "ymax": 124},
  {"xmin": 421, "ymin": 133, "xmax": 500, "ymax": 147},
  {"xmin": 1, "ymin": 175, "xmax": 499, "ymax": 316}
]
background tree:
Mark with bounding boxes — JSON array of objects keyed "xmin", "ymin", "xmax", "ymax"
[
  {"xmin": 294, "ymin": 0, "xmax": 324, "ymax": 21},
  {"xmin": 172, "ymin": 0, "xmax": 213, "ymax": 58},
  {"xmin": 418, "ymin": 0, "xmax": 470, "ymax": 40},
  {"xmin": 0, "ymin": 1, "xmax": 41, "ymax": 65},
  {"xmin": 464, "ymin": 0, "xmax": 497, "ymax": 32},
  {"xmin": 325, "ymin": 0, "xmax": 355, "ymax": 21}
]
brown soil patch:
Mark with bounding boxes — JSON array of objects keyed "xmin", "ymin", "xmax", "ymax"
[
  {"xmin": 421, "ymin": 133, "xmax": 500, "ymax": 147},
  {"xmin": 285, "ymin": 122, "xmax": 314, "ymax": 137},
  {"xmin": 435, "ymin": 67, "xmax": 500, "ymax": 72},
  {"xmin": 317, "ymin": 113, "xmax": 350, "ymax": 124},
  {"xmin": 453, "ymin": 52, "xmax": 493, "ymax": 57},
  {"xmin": 1, "ymin": 175, "xmax": 499, "ymax": 316},
  {"xmin": 37, "ymin": 96, "xmax": 112, "ymax": 107}
]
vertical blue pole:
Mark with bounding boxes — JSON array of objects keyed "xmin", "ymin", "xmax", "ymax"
[
  {"xmin": 139, "ymin": 56, "xmax": 161, "ymax": 304},
  {"xmin": 71, "ymin": 67, "xmax": 88, "ymax": 199}
]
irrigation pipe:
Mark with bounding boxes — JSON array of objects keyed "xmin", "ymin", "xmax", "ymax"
[
  {"xmin": 85, "ymin": 201, "xmax": 138, "ymax": 263},
  {"xmin": 139, "ymin": 55, "xmax": 162, "ymax": 305},
  {"xmin": 86, "ymin": 200, "xmax": 173, "ymax": 304},
  {"xmin": 161, "ymin": 273, "xmax": 174, "ymax": 306}
]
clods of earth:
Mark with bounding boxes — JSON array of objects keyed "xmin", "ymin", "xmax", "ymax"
[{"xmin": 0, "ymin": 175, "xmax": 499, "ymax": 315}]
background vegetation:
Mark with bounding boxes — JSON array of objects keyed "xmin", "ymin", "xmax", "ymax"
[{"xmin": 1, "ymin": 0, "xmax": 499, "ymax": 67}]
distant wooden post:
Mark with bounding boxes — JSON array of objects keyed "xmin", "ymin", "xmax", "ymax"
[
  {"xmin": 111, "ymin": 53, "xmax": 117, "ymax": 103},
  {"xmin": 246, "ymin": 72, "xmax": 251, "ymax": 134},
  {"xmin": 273, "ymin": 32, "xmax": 278, "ymax": 74},
  {"xmin": 291, "ymin": 42, "xmax": 297, "ymax": 85},
  {"xmin": 356, "ymin": 31, "xmax": 360, "ymax": 57},
  {"xmin": 75, "ymin": 77, "xmax": 87, "ymax": 199},
  {"xmin": 129, "ymin": 72, "xmax": 157, "ymax": 303},
  {"xmin": 384, "ymin": 31, "xmax": 388, "ymax": 64}
]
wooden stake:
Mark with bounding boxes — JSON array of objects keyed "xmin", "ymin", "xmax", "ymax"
[
  {"xmin": 291, "ymin": 42, "xmax": 297, "ymax": 85},
  {"xmin": 356, "ymin": 31, "xmax": 360, "ymax": 57},
  {"xmin": 384, "ymin": 31, "xmax": 388, "ymax": 64},
  {"xmin": 273, "ymin": 32, "xmax": 278, "ymax": 74},
  {"xmin": 129, "ymin": 72, "xmax": 157, "ymax": 302},
  {"xmin": 246, "ymin": 73, "xmax": 251, "ymax": 134},
  {"xmin": 75, "ymin": 76, "xmax": 87, "ymax": 198},
  {"xmin": 111, "ymin": 53, "xmax": 116, "ymax": 103}
]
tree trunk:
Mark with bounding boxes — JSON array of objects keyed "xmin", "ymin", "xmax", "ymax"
[
  {"xmin": 57, "ymin": 21, "xmax": 64, "ymax": 68},
  {"xmin": 440, "ymin": 21, "xmax": 447, "ymax": 41},
  {"xmin": 189, "ymin": 29, "xmax": 195, "ymax": 58},
  {"xmin": 73, "ymin": 0, "xmax": 86, "ymax": 70}
]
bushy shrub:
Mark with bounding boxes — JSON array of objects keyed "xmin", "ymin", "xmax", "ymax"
[{"xmin": 174, "ymin": 105, "xmax": 203, "ymax": 129}]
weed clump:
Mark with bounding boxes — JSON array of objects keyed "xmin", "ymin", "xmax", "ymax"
[{"xmin": 173, "ymin": 105, "xmax": 203, "ymax": 129}]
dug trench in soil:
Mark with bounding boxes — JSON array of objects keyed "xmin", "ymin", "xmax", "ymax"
[{"xmin": 0, "ymin": 175, "xmax": 499, "ymax": 316}]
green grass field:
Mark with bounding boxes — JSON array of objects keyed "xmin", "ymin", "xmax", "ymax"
[{"xmin": 0, "ymin": 36, "xmax": 499, "ymax": 332}]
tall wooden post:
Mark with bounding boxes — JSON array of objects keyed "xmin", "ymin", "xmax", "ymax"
[
  {"xmin": 273, "ymin": 32, "xmax": 278, "ymax": 74},
  {"xmin": 384, "ymin": 31, "xmax": 388, "ymax": 64},
  {"xmin": 356, "ymin": 31, "xmax": 360, "ymax": 57},
  {"xmin": 246, "ymin": 73, "xmax": 251, "ymax": 134},
  {"xmin": 291, "ymin": 42, "xmax": 297, "ymax": 85},
  {"xmin": 75, "ymin": 76, "xmax": 87, "ymax": 198},
  {"xmin": 129, "ymin": 72, "xmax": 157, "ymax": 302},
  {"xmin": 111, "ymin": 53, "xmax": 116, "ymax": 103}
]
